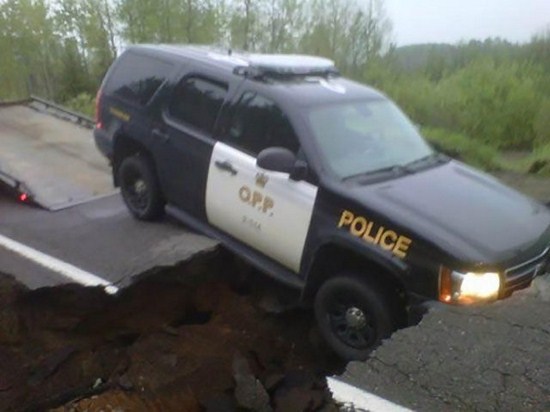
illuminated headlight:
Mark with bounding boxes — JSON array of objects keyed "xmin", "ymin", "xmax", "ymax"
[{"xmin": 439, "ymin": 267, "xmax": 501, "ymax": 304}]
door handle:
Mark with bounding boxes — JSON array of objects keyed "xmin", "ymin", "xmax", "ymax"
[
  {"xmin": 215, "ymin": 160, "xmax": 238, "ymax": 176},
  {"xmin": 152, "ymin": 128, "xmax": 170, "ymax": 142}
]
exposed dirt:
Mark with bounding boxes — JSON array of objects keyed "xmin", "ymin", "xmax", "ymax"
[
  {"xmin": 493, "ymin": 170, "xmax": 550, "ymax": 203},
  {"xmin": 0, "ymin": 250, "xmax": 344, "ymax": 412}
]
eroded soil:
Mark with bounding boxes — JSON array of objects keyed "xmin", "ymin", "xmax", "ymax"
[
  {"xmin": 0, "ymin": 251, "xmax": 344, "ymax": 411},
  {"xmin": 494, "ymin": 171, "xmax": 550, "ymax": 203}
]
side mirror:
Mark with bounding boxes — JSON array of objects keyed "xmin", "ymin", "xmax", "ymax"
[
  {"xmin": 290, "ymin": 160, "xmax": 308, "ymax": 181},
  {"xmin": 257, "ymin": 147, "xmax": 308, "ymax": 181}
]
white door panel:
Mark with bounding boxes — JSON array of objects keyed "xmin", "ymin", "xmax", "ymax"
[{"xmin": 206, "ymin": 142, "xmax": 317, "ymax": 272}]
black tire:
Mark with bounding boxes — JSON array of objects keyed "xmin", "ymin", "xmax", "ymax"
[
  {"xmin": 118, "ymin": 154, "xmax": 165, "ymax": 220},
  {"xmin": 314, "ymin": 274, "xmax": 395, "ymax": 361}
]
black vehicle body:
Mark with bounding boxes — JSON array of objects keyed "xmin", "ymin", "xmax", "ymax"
[{"xmin": 94, "ymin": 45, "xmax": 550, "ymax": 358}]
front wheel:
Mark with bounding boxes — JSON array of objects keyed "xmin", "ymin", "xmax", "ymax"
[
  {"xmin": 118, "ymin": 154, "xmax": 165, "ymax": 220},
  {"xmin": 314, "ymin": 275, "xmax": 395, "ymax": 360}
]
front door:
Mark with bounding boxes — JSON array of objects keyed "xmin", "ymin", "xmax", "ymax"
[{"xmin": 205, "ymin": 92, "xmax": 318, "ymax": 273}]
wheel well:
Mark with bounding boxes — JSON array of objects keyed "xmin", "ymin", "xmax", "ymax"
[
  {"xmin": 113, "ymin": 135, "xmax": 154, "ymax": 187},
  {"xmin": 303, "ymin": 245, "xmax": 408, "ymax": 321}
]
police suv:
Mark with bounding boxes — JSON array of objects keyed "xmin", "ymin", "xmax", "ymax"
[{"xmin": 94, "ymin": 45, "xmax": 550, "ymax": 360}]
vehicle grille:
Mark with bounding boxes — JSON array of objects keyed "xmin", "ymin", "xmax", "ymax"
[{"xmin": 503, "ymin": 247, "xmax": 550, "ymax": 294}]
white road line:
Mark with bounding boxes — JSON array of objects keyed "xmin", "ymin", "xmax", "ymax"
[
  {"xmin": 327, "ymin": 377, "xmax": 414, "ymax": 412},
  {"xmin": 0, "ymin": 233, "xmax": 119, "ymax": 294}
]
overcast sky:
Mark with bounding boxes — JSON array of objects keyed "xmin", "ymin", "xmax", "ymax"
[{"xmin": 384, "ymin": 0, "xmax": 550, "ymax": 46}]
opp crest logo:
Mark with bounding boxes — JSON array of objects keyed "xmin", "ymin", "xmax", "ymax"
[{"xmin": 255, "ymin": 173, "xmax": 268, "ymax": 188}]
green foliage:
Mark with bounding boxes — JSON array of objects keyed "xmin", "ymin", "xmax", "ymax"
[
  {"xmin": 0, "ymin": 0, "xmax": 391, "ymax": 102},
  {"xmin": 63, "ymin": 92, "xmax": 95, "ymax": 118},
  {"xmin": 0, "ymin": 0, "xmax": 547, "ymax": 165},
  {"xmin": 517, "ymin": 144, "xmax": 550, "ymax": 176},
  {"xmin": 526, "ymin": 28, "xmax": 550, "ymax": 73},
  {"xmin": 533, "ymin": 98, "xmax": 550, "ymax": 145},
  {"xmin": 422, "ymin": 127, "xmax": 502, "ymax": 171},
  {"xmin": 0, "ymin": 0, "xmax": 60, "ymax": 99},
  {"xmin": 0, "ymin": 0, "xmax": 115, "ymax": 101},
  {"xmin": 365, "ymin": 53, "xmax": 547, "ymax": 152},
  {"xmin": 434, "ymin": 60, "xmax": 542, "ymax": 149},
  {"xmin": 116, "ymin": 0, "xmax": 223, "ymax": 44}
]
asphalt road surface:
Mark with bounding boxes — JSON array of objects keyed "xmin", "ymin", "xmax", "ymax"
[
  {"xmin": 0, "ymin": 189, "xmax": 218, "ymax": 290},
  {"xmin": 336, "ymin": 276, "xmax": 550, "ymax": 411}
]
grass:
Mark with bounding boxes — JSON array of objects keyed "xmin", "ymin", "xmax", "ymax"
[
  {"xmin": 520, "ymin": 143, "xmax": 550, "ymax": 175},
  {"xmin": 422, "ymin": 127, "xmax": 550, "ymax": 177},
  {"xmin": 422, "ymin": 127, "xmax": 503, "ymax": 171}
]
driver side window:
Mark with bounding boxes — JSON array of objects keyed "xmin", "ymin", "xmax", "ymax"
[{"xmin": 224, "ymin": 92, "xmax": 299, "ymax": 156}]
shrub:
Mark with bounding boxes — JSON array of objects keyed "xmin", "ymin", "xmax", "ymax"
[
  {"xmin": 533, "ymin": 98, "xmax": 550, "ymax": 145},
  {"xmin": 63, "ymin": 93, "xmax": 95, "ymax": 118},
  {"xmin": 521, "ymin": 143, "xmax": 550, "ymax": 175},
  {"xmin": 361, "ymin": 57, "xmax": 546, "ymax": 152},
  {"xmin": 427, "ymin": 59, "xmax": 542, "ymax": 149}
]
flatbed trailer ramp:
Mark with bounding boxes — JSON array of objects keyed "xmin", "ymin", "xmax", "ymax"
[{"xmin": 0, "ymin": 98, "xmax": 114, "ymax": 210}]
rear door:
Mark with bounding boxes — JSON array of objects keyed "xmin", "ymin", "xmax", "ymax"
[
  {"xmin": 205, "ymin": 92, "xmax": 318, "ymax": 273},
  {"xmin": 153, "ymin": 71, "xmax": 230, "ymax": 219}
]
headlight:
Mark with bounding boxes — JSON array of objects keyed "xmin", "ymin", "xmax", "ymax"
[{"xmin": 439, "ymin": 267, "xmax": 500, "ymax": 304}]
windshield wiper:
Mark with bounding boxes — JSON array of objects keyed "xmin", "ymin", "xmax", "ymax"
[
  {"xmin": 344, "ymin": 153, "xmax": 448, "ymax": 182},
  {"xmin": 344, "ymin": 164, "xmax": 410, "ymax": 181},
  {"xmin": 402, "ymin": 152, "xmax": 448, "ymax": 169}
]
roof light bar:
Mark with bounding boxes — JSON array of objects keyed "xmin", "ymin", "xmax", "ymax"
[{"xmin": 234, "ymin": 54, "xmax": 339, "ymax": 79}]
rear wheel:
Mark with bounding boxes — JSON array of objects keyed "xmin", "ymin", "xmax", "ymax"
[
  {"xmin": 118, "ymin": 154, "xmax": 165, "ymax": 220},
  {"xmin": 314, "ymin": 274, "xmax": 395, "ymax": 360}
]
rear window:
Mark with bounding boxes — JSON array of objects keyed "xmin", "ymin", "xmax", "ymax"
[{"xmin": 104, "ymin": 52, "xmax": 173, "ymax": 106}]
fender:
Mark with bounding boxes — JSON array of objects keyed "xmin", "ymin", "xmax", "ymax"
[
  {"xmin": 112, "ymin": 132, "xmax": 150, "ymax": 186},
  {"xmin": 301, "ymin": 231, "xmax": 410, "ymax": 301}
]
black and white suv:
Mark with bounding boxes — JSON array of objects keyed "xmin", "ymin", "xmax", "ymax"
[{"xmin": 94, "ymin": 45, "xmax": 550, "ymax": 360}]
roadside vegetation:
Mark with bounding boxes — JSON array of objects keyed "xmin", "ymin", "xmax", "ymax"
[{"xmin": 0, "ymin": 0, "xmax": 548, "ymax": 173}]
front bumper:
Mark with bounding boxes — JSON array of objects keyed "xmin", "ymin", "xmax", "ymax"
[{"xmin": 503, "ymin": 246, "xmax": 550, "ymax": 296}]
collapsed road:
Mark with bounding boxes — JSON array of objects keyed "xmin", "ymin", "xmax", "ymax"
[
  {"xmin": 0, "ymin": 98, "xmax": 549, "ymax": 411},
  {"xmin": 0, "ymin": 252, "xmax": 343, "ymax": 411}
]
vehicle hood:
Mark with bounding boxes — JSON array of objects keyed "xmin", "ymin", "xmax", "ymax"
[{"xmin": 350, "ymin": 161, "xmax": 550, "ymax": 264}]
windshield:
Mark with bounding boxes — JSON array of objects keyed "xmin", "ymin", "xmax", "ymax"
[{"xmin": 307, "ymin": 99, "xmax": 433, "ymax": 179}]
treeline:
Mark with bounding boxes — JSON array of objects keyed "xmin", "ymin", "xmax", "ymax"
[
  {"xmin": 0, "ymin": 0, "xmax": 116, "ymax": 102},
  {"xmin": 1, "ymin": 0, "xmax": 548, "ymax": 159},
  {"xmin": 0, "ymin": 0, "xmax": 390, "ymax": 102},
  {"xmin": 369, "ymin": 36, "xmax": 550, "ymax": 152}
]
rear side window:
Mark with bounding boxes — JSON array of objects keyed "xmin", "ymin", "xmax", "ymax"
[
  {"xmin": 104, "ymin": 52, "xmax": 173, "ymax": 106},
  {"xmin": 168, "ymin": 77, "xmax": 228, "ymax": 134}
]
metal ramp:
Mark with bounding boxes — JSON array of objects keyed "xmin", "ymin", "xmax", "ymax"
[{"xmin": 0, "ymin": 98, "xmax": 115, "ymax": 210}]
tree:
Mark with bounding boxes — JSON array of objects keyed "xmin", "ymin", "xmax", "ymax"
[
  {"xmin": 264, "ymin": 0, "xmax": 304, "ymax": 52},
  {"xmin": 0, "ymin": 0, "xmax": 60, "ymax": 98},
  {"xmin": 300, "ymin": 0, "xmax": 392, "ymax": 73}
]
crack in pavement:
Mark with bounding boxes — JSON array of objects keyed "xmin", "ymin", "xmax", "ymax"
[{"xmin": 338, "ymin": 288, "xmax": 550, "ymax": 412}]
